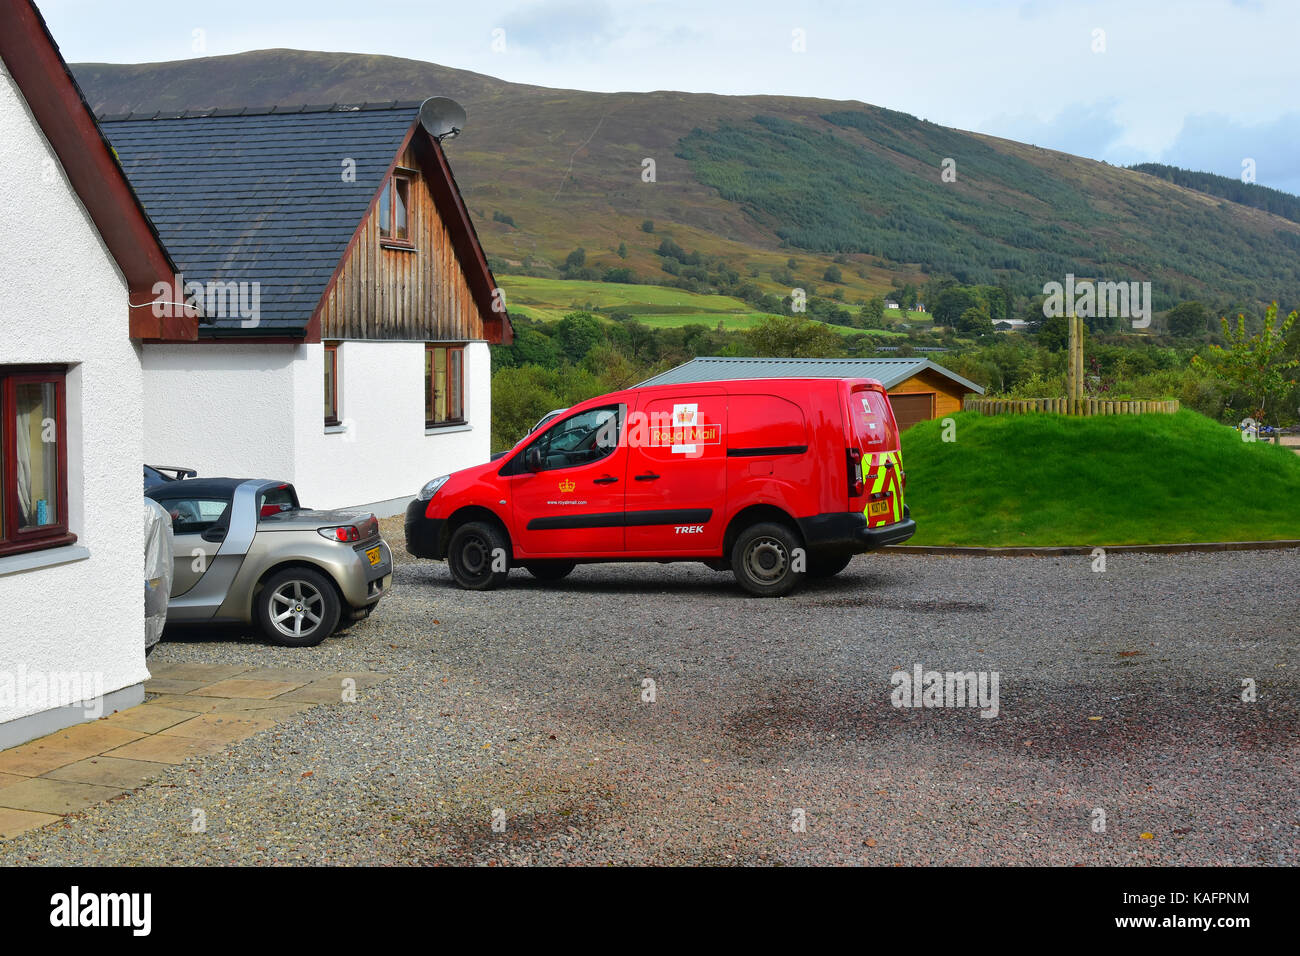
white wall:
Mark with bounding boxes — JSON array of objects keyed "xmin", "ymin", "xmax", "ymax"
[
  {"xmin": 0, "ymin": 62, "xmax": 148, "ymax": 726},
  {"xmin": 142, "ymin": 340, "xmax": 491, "ymax": 516},
  {"xmin": 292, "ymin": 340, "xmax": 492, "ymax": 513},
  {"xmin": 141, "ymin": 344, "xmax": 298, "ymax": 480}
]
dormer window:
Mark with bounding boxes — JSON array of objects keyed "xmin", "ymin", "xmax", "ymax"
[{"xmin": 378, "ymin": 171, "xmax": 413, "ymax": 245}]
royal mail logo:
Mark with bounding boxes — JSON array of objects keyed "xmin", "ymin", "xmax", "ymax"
[
  {"xmin": 558, "ymin": 479, "xmax": 576, "ymax": 493},
  {"xmin": 647, "ymin": 403, "xmax": 721, "ymax": 453}
]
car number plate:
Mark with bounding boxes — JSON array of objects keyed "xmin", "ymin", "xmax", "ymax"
[
  {"xmin": 868, "ymin": 499, "xmax": 890, "ymax": 517},
  {"xmin": 366, "ymin": 546, "xmax": 383, "ymax": 567}
]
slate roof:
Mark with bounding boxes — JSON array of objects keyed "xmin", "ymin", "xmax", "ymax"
[
  {"xmin": 637, "ymin": 356, "xmax": 985, "ymax": 394},
  {"xmin": 100, "ymin": 103, "xmax": 423, "ymax": 336}
]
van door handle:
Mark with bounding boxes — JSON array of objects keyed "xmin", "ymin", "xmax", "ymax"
[
  {"xmin": 593, "ymin": 475, "xmax": 619, "ymax": 485},
  {"xmin": 635, "ymin": 472, "xmax": 660, "ymax": 481}
]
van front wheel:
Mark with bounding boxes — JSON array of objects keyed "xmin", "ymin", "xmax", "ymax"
[
  {"xmin": 524, "ymin": 560, "xmax": 576, "ymax": 582},
  {"xmin": 731, "ymin": 522, "xmax": 804, "ymax": 597},
  {"xmin": 447, "ymin": 521, "xmax": 510, "ymax": 590}
]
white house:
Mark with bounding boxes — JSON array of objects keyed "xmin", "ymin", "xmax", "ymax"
[
  {"xmin": 101, "ymin": 101, "xmax": 513, "ymax": 516},
  {"xmin": 0, "ymin": 0, "xmax": 197, "ymax": 747}
]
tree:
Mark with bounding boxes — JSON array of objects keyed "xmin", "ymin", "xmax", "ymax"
[
  {"xmin": 617, "ymin": 241, "xmax": 628, "ymax": 259},
  {"xmin": 897, "ymin": 283, "xmax": 917, "ymax": 311},
  {"xmin": 641, "ymin": 219, "xmax": 655, "ymax": 233},
  {"xmin": 1037, "ymin": 313, "xmax": 1076, "ymax": 352},
  {"xmin": 507, "ymin": 326, "xmax": 560, "ymax": 367},
  {"xmin": 1192, "ymin": 302, "xmax": 1299, "ymax": 426},
  {"xmin": 1165, "ymin": 301, "xmax": 1209, "ymax": 337},
  {"xmin": 957, "ymin": 305, "xmax": 994, "ymax": 339},
  {"xmin": 744, "ymin": 315, "xmax": 846, "ymax": 358},
  {"xmin": 860, "ymin": 296, "xmax": 886, "ymax": 329},
  {"xmin": 553, "ymin": 311, "xmax": 604, "ymax": 363},
  {"xmin": 564, "ymin": 247, "xmax": 586, "ymax": 271},
  {"xmin": 932, "ymin": 286, "xmax": 977, "ymax": 326},
  {"xmin": 823, "ymin": 264, "xmax": 843, "ymax": 283}
]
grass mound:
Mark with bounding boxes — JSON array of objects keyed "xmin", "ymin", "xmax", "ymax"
[{"xmin": 901, "ymin": 410, "xmax": 1300, "ymax": 546}]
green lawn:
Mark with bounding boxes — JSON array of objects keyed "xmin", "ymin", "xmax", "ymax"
[
  {"xmin": 499, "ymin": 275, "xmax": 905, "ymax": 336},
  {"xmin": 901, "ymin": 410, "xmax": 1300, "ymax": 546}
]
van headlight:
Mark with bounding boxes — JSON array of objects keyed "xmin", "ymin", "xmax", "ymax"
[{"xmin": 417, "ymin": 475, "xmax": 450, "ymax": 501}]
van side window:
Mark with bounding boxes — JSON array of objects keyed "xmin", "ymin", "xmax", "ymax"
[{"xmin": 530, "ymin": 405, "xmax": 622, "ymax": 471}]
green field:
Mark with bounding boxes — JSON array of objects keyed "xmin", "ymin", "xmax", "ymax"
[
  {"xmin": 901, "ymin": 411, "xmax": 1300, "ymax": 547},
  {"xmin": 499, "ymin": 275, "xmax": 907, "ymax": 335}
]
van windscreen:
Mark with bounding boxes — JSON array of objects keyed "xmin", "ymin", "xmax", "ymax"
[{"xmin": 852, "ymin": 389, "xmax": 897, "ymax": 450}]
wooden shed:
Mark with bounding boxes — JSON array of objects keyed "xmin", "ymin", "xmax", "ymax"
[{"xmin": 638, "ymin": 357, "xmax": 984, "ymax": 431}]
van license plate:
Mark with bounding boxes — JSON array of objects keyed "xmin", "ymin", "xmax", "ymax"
[
  {"xmin": 366, "ymin": 546, "xmax": 383, "ymax": 567},
  {"xmin": 868, "ymin": 499, "xmax": 890, "ymax": 517}
]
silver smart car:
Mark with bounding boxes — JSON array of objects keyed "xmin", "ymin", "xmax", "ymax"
[{"xmin": 145, "ymin": 477, "xmax": 392, "ymax": 646}]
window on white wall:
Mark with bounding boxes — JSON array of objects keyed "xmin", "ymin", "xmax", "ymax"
[
  {"xmin": 425, "ymin": 344, "xmax": 465, "ymax": 428},
  {"xmin": 0, "ymin": 366, "xmax": 74, "ymax": 557},
  {"xmin": 324, "ymin": 341, "xmax": 340, "ymax": 427}
]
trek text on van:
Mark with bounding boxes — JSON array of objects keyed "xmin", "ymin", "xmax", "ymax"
[{"xmin": 405, "ymin": 377, "xmax": 917, "ymax": 596}]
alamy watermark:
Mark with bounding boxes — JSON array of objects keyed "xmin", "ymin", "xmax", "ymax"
[
  {"xmin": 1042, "ymin": 273, "xmax": 1151, "ymax": 329},
  {"xmin": 0, "ymin": 666, "xmax": 105, "ymax": 718},
  {"xmin": 152, "ymin": 272, "xmax": 261, "ymax": 328},
  {"xmin": 890, "ymin": 663, "xmax": 999, "ymax": 718}
]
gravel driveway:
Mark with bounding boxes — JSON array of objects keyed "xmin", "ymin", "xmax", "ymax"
[{"xmin": 4, "ymin": 526, "xmax": 1296, "ymax": 866}]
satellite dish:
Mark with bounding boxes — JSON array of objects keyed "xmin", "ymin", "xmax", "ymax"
[{"xmin": 419, "ymin": 97, "xmax": 466, "ymax": 142}]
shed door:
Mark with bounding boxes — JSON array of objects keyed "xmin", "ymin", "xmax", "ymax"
[{"xmin": 888, "ymin": 392, "xmax": 935, "ymax": 431}]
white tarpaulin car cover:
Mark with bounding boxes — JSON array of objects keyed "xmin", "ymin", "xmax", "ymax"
[{"xmin": 144, "ymin": 498, "xmax": 174, "ymax": 653}]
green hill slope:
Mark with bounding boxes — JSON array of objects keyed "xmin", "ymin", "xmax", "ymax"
[
  {"xmin": 73, "ymin": 49, "xmax": 1300, "ymax": 309},
  {"xmin": 901, "ymin": 411, "xmax": 1300, "ymax": 546}
]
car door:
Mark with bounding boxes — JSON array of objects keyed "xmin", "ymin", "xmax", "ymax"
[
  {"xmin": 624, "ymin": 393, "xmax": 727, "ymax": 554},
  {"xmin": 153, "ymin": 493, "xmax": 232, "ymax": 596},
  {"xmin": 508, "ymin": 403, "xmax": 628, "ymax": 556}
]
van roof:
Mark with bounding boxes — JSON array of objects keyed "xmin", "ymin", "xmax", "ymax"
[
  {"xmin": 637, "ymin": 356, "xmax": 985, "ymax": 395},
  {"xmin": 629, "ymin": 376, "xmax": 883, "ymax": 397}
]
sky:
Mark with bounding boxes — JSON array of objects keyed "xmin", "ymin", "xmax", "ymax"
[{"xmin": 38, "ymin": 0, "xmax": 1300, "ymax": 195}]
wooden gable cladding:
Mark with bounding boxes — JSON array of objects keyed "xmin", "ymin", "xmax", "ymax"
[{"xmin": 315, "ymin": 135, "xmax": 493, "ymax": 342}]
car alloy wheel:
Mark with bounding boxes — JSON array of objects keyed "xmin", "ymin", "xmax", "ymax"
[{"xmin": 269, "ymin": 579, "xmax": 326, "ymax": 640}]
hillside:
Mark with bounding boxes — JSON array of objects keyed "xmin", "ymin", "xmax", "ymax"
[
  {"xmin": 74, "ymin": 49, "xmax": 1300, "ymax": 310},
  {"xmin": 1129, "ymin": 163, "xmax": 1300, "ymax": 226},
  {"xmin": 901, "ymin": 411, "xmax": 1300, "ymax": 546}
]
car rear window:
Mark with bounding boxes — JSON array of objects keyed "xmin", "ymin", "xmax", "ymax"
[
  {"xmin": 853, "ymin": 389, "xmax": 898, "ymax": 450},
  {"xmin": 258, "ymin": 484, "xmax": 299, "ymax": 518}
]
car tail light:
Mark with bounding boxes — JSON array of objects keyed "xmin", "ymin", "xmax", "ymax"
[
  {"xmin": 319, "ymin": 525, "xmax": 361, "ymax": 542},
  {"xmin": 846, "ymin": 448, "xmax": 864, "ymax": 497}
]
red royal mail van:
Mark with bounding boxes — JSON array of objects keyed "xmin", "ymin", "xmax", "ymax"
[{"xmin": 405, "ymin": 377, "xmax": 916, "ymax": 596}]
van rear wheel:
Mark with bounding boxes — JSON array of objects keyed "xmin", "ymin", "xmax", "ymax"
[
  {"xmin": 807, "ymin": 553, "xmax": 853, "ymax": 579},
  {"xmin": 731, "ymin": 522, "xmax": 804, "ymax": 597},
  {"xmin": 448, "ymin": 521, "xmax": 510, "ymax": 590}
]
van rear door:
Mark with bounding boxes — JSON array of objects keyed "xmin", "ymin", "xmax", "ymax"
[
  {"xmin": 623, "ymin": 393, "xmax": 727, "ymax": 554},
  {"xmin": 849, "ymin": 385, "xmax": 905, "ymax": 527}
]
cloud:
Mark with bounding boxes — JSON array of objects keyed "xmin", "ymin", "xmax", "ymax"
[
  {"xmin": 499, "ymin": 1, "xmax": 617, "ymax": 55},
  {"xmin": 982, "ymin": 99, "xmax": 1126, "ymax": 158},
  {"xmin": 1158, "ymin": 112, "xmax": 1300, "ymax": 196}
]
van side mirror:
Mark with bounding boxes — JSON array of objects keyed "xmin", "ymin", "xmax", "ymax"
[{"xmin": 524, "ymin": 447, "xmax": 543, "ymax": 473}]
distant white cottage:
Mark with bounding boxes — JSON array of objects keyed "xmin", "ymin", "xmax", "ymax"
[{"xmin": 0, "ymin": 0, "xmax": 198, "ymax": 747}]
